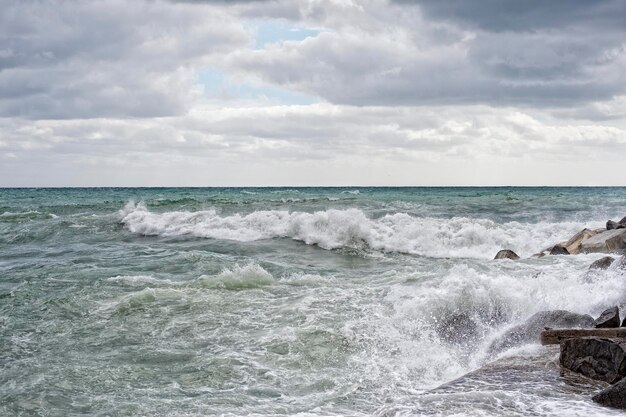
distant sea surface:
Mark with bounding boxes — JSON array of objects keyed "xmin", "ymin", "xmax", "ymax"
[{"xmin": 2, "ymin": 187, "xmax": 626, "ymax": 416}]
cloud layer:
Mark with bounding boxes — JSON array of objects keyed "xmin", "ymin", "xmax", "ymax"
[{"xmin": 1, "ymin": 0, "xmax": 625, "ymax": 185}]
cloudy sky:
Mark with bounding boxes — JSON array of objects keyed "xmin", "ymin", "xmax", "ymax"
[{"xmin": 1, "ymin": 0, "xmax": 626, "ymax": 186}]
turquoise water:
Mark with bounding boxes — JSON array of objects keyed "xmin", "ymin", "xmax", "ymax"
[{"xmin": 2, "ymin": 187, "xmax": 626, "ymax": 416}]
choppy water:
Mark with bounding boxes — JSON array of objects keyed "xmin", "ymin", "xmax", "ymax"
[{"xmin": 2, "ymin": 187, "xmax": 626, "ymax": 416}]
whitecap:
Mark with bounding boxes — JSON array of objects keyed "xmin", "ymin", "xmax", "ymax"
[{"xmin": 119, "ymin": 201, "xmax": 602, "ymax": 259}]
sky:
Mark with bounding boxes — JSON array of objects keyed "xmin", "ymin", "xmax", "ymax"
[{"xmin": 1, "ymin": 0, "xmax": 626, "ymax": 186}]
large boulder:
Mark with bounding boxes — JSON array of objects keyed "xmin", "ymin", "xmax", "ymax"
[
  {"xmin": 589, "ymin": 256, "xmax": 616, "ymax": 270},
  {"xmin": 595, "ymin": 307, "xmax": 620, "ymax": 328},
  {"xmin": 562, "ymin": 228, "xmax": 602, "ymax": 255},
  {"xmin": 494, "ymin": 249, "xmax": 520, "ymax": 260},
  {"xmin": 560, "ymin": 337, "xmax": 626, "ymax": 383},
  {"xmin": 581, "ymin": 229, "xmax": 626, "ymax": 254},
  {"xmin": 592, "ymin": 376, "xmax": 626, "ymax": 409},
  {"xmin": 488, "ymin": 310, "xmax": 595, "ymax": 354}
]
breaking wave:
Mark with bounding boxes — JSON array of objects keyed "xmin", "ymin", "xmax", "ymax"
[{"xmin": 119, "ymin": 201, "xmax": 599, "ymax": 258}]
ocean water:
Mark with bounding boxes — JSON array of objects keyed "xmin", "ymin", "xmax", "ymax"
[{"xmin": 1, "ymin": 187, "xmax": 626, "ymax": 416}]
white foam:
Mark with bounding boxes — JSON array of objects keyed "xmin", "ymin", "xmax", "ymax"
[
  {"xmin": 194, "ymin": 264, "xmax": 275, "ymax": 290},
  {"xmin": 119, "ymin": 201, "xmax": 600, "ymax": 258},
  {"xmin": 107, "ymin": 275, "xmax": 178, "ymax": 286}
]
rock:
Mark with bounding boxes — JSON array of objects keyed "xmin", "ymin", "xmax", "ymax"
[
  {"xmin": 494, "ymin": 249, "xmax": 520, "ymax": 260},
  {"xmin": 436, "ymin": 313, "xmax": 480, "ymax": 345},
  {"xmin": 549, "ymin": 244, "xmax": 570, "ymax": 255},
  {"xmin": 581, "ymin": 229, "xmax": 626, "ymax": 254},
  {"xmin": 560, "ymin": 337, "xmax": 626, "ymax": 383},
  {"xmin": 562, "ymin": 228, "xmax": 601, "ymax": 255},
  {"xmin": 589, "ymin": 256, "xmax": 616, "ymax": 270},
  {"xmin": 592, "ymin": 376, "xmax": 626, "ymax": 409},
  {"xmin": 607, "ymin": 217, "xmax": 626, "ymax": 230},
  {"xmin": 487, "ymin": 310, "xmax": 595, "ymax": 355},
  {"xmin": 607, "ymin": 220, "xmax": 621, "ymax": 230},
  {"xmin": 595, "ymin": 307, "xmax": 620, "ymax": 328}
]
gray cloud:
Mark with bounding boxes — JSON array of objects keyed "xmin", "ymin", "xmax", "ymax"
[
  {"xmin": 221, "ymin": 0, "xmax": 626, "ymax": 108},
  {"xmin": 0, "ymin": 0, "xmax": 249, "ymax": 119},
  {"xmin": 2, "ymin": 0, "xmax": 626, "ymax": 186},
  {"xmin": 393, "ymin": 0, "xmax": 626, "ymax": 32}
]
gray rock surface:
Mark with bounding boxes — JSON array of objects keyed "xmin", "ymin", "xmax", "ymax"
[
  {"xmin": 589, "ymin": 256, "xmax": 615, "ymax": 270},
  {"xmin": 595, "ymin": 307, "xmax": 620, "ymax": 328},
  {"xmin": 487, "ymin": 310, "xmax": 595, "ymax": 354},
  {"xmin": 560, "ymin": 337, "xmax": 626, "ymax": 383},
  {"xmin": 581, "ymin": 229, "xmax": 626, "ymax": 253},
  {"xmin": 494, "ymin": 249, "xmax": 520, "ymax": 260},
  {"xmin": 592, "ymin": 376, "xmax": 626, "ymax": 409}
]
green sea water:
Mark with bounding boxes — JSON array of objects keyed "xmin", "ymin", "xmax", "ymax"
[{"xmin": 2, "ymin": 187, "xmax": 626, "ymax": 416}]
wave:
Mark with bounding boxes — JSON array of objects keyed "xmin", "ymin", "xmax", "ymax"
[
  {"xmin": 119, "ymin": 202, "xmax": 600, "ymax": 258},
  {"xmin": 106, "ymin": 265, "xmax": 277, "ymax": 292},
  {"xmin": 107, "ymin": 275, "xmax": 179, "ymax": 286},
  {"xmin": 193, "ymin": 264, "xmax": 275, "ymax": 290},
  {"xmin": 0, "ymin": 210, "xmax": 47, "ymax": 221}
]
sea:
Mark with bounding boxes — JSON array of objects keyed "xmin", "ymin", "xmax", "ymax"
[{"xmin": 2, "ymin": 187, "xmax": 626, "ymax": 417}]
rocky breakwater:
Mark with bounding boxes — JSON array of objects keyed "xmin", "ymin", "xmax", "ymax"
[
  {"xmin": 555, "ymin": 216, "xmax": 626, "ymax": 255},
  {"xmin": 493, "ymin": 215, "xmax": 626, "ymax": 260},
  {"xmin": 555, "ymin": 306, "xmax": 626, "ymax": 409}
]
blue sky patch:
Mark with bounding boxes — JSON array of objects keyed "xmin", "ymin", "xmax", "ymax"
[
  {"xmin": 196, "ymin": 69, "xmax": 319, "ymax": 105},
  {"xmin": 248, "ymin": 20, "xmax": 320, "ymax": 48}
]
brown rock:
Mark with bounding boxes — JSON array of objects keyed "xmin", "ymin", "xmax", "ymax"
[
  {"xmin": 562, "ymin": 228, "xmax": 601, "ymax": 255},
  {"xmin": 581, "ymin": 229, "xmax": 626, "ymax": 254}
]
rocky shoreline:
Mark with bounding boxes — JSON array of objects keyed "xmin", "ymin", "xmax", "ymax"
[{"xmin": 480, "ymin": 217, "xmax": 626, "ymax": 409}]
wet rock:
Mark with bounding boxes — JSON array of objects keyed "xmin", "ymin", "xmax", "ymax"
[
  {"xmin": 595, "ymin": 307, "xmax": 620, "ymax": 328},
  {"xmin": 560, "ymin": 337, "xmax": 626, "ymax": 383},
  {"xmin": 436, "ymin": 313, "xmax": 480, "ymax": 345},
  {"xmin": 562, "ymin": 228, "xmax": 601, "ymax": 255},
  {"xmin": 494, "ymin": 249, "xmax": 520, "ymax": 260},
  {"xmin": 589, "ymin": 256, "xmax": 616, "ymax": 270},
  {"xmin": 487, "ymin": 310, "xmax": 595, "ymax": 355},
  {"xmin": 592, "ymin": 376, "xmax": 626, "ymax": 409},
  {"xmin": 581, "ymin": 229, "xmax": 626, "ymax": 254},
  {"xmin": 607, "ymin": 217, "xmax": 626, "ymax": 230},
  {"xmin": 549, "ymin": 244, "xmax": 570, "ymax": 256}
]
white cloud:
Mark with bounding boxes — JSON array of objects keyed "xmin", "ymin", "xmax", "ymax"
[{"xmin": 1, "ymin": 103, "xmax": 625, "ymax": 186}]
